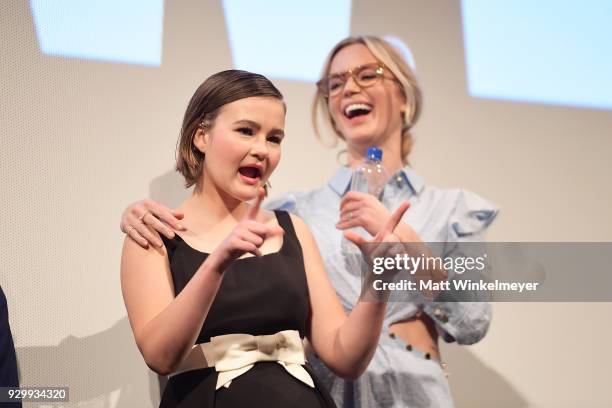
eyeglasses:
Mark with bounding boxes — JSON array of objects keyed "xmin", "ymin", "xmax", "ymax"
[{"xmin": 316, "ymin": 63, "xmax": 392, "ymax": 97}]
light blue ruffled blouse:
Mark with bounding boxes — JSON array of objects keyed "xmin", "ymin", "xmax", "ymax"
[{"xmin": 266, "ymin": 165, "xmax": 499, "ymax": 408}]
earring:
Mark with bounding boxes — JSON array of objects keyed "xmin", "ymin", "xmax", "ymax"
[
  {"xmin": 401, "ymin": 110, "xmax": 411, "ymax": 130},
  {"xmin": 262, "ymin": 180, "xmax": 272, "ymax": 196}
]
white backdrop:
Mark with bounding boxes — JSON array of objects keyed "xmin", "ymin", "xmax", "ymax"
[{"xmin": 2, "ymin": 1, "xmax": 611, "ymax": 407}]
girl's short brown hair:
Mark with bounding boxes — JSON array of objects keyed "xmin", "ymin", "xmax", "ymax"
[{"xmin": 176, "ymin": 70, "xmax": 284, "ymax": 187}]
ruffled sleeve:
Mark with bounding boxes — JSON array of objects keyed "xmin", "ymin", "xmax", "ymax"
[
  {"xmin": 422, "ymin": 189, "xmax": 499, "ymax": 344},
  {"xmin": 448, "ymin": 190, "xmax": 499, "ymax": 239}
]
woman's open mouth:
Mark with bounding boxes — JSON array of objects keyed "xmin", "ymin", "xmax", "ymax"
[
  {"xmin": 344, "ymin": 103, "xmax": 373, "ymax": 123},
  {"xmin": 238, "ymin": 166, "xmax": 262, "ymax": 185}
]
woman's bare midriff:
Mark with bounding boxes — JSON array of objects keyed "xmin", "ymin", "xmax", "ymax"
[{"xmin": 389, "ymin": 312, "xmax": 440, "ymax": 360}]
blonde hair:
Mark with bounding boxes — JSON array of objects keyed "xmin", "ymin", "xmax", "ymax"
[{"xmin": 312, "ymin": 36, "xmax": 422, "ymax": 164}]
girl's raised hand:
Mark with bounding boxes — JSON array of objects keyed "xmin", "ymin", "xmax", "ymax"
[{"xmin": 206, "ymin": 188, "xmax": 284, "ymax": 273}]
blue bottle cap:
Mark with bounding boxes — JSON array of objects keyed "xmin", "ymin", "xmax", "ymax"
[{"xmin": 366, "ymin": 147, "xmax": 383, "ymax": 162}]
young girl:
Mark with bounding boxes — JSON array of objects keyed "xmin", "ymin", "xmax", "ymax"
[{"xmin": 120, "ymin": 70, "xmax": 408, "ymax": 407}]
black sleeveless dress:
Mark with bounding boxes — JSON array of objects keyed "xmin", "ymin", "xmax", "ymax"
[{"xmin": 159, "ymin": 211, "xmax": 337, "ymax": 408}]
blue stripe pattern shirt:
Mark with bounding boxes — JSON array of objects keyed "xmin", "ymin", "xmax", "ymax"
[{"xmin": 266, "ymin": 165, "xmax": 499, "ymax": 408}]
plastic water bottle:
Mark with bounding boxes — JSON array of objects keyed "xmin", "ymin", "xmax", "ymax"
[
  {"xmin": 350, "ymin": 147, "xmax": 388, "ymax": 199},
  {"xmin": 342, "ymin": 147, "xmax": 389, "ymax": 274}
]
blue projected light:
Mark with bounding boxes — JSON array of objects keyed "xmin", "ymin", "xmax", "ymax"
[
  {"xmin": 222, "ymin": 0, "xmax": 351, "ymax": 82},
  {"xmin": 462, "ymin": 0, "xmax": 612, "ymax": 110},
  {"xmin": 30, "ymin": 0, "xmax": 164, "ymax": 66}
]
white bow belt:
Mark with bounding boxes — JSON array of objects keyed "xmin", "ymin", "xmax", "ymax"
[{"xmin": 169, "ymin": 330, "xmax": 315, "ymax": 390}]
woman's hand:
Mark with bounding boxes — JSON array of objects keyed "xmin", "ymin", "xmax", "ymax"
[
  {"xmin": 343, "ymin": 200, "xmax": 411, "ymax": 258},
  {"xmin": 343, "ymin": 201, "xmax": 431, "ymax": 301},
  {"xmin": 337, "ymin": 192, "xmax": 423, "ymax": 243},
  {"xmin": 343, "ymin": 200, "xmax": 448, "ymax": 300},
  {"xmin": 336, "ymin": 191, "xmax": 394, "ymax": 236},
  {"xmin": 206, "ymin": 188, "xmax": 284, "ymax": 273},
  {"xmin": 120, "ymin": 200, "xmax": 186, "ymax": 248}
]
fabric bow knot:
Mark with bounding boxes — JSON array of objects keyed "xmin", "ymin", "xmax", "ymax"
[{"xmin": 172, "ymin": 330, "xmax": 314, "ymax": 390}]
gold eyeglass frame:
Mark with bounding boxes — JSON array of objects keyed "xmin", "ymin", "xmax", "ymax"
[{"xmin": 316, "ymin": 63, "xmax": 393, "ymax": 97}]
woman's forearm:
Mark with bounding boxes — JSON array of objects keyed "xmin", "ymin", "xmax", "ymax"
[
  {"xmin": 329, "ymin": 300, "xmax": 387, "ymax": 379},
  {"xmin": 138, "ymin": 260, "xmax": 223, "ymax": 375}
]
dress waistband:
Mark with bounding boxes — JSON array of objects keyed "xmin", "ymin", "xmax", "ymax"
[{"xmin": 169, "ymin": 330, "xmax": 315, "ymax": 390}]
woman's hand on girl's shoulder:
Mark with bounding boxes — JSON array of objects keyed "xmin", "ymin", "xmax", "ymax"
[{"xmin": 121, "ymin": 199, "xmax": 186, "ymax": 249}]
